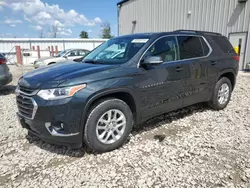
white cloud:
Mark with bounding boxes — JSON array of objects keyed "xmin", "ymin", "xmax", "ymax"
[
  {"xmin": 24, "ymin": 15, "xmax": 32, "ymax": 23},
  {"xmin": 2, "ymin": 0, "xmax": 103, "ymax": 37},
  {"xmin": 94, "ymin": 17, "xmax": 102, "ymax": 23},
  {"xmin": 0, "ymin": 1, "xmax": 6, "ymax": 6},
  {"xmin": 4, "ymin": 17, "xmax": 23, "ymax": 24},
  {"xmin": 10, "ymin": 24, "xmax": 16, "ymax": 27},
  {"xmin": 87, "ymin": 29, "xmax": 93, "ymax": 33},
  {"xmin": 34, "ymin": 11, "xmax": 52, "ymax": 25},
  {"xmin": 1, "ymin": 0, "xmax": 33, "ymax": 3},
  {"xmin": 48, "ymin": 27, "xmax": 72, "ymax": 37},
  {"xmin": 58, "ymin": 28, "xmax": 72, "ymax": 36},
  {"xmin": 54, "ymin": 20, "xmax": 64, "ymax": 27},
  {"xmin": 30, "ymin": 25, "xmax": 42, "ymax": 31},
  {"xmin": 0, "ymin": 32, "xmax": 13, "ymax": 37},
  {"xmin": 84, "ymin": 22, "xmax": 96, "ymax": 26},
  {"xmin": 5, "ymin": 0, "xmax": 102, "ymax": 27}
]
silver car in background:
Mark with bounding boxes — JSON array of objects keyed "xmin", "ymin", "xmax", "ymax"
[
  {"xmin": 34, "ymin": 49, "xmax": 90, "ymax": 68},
  {"xmin": 0, "ymin": 53, "xmax": 12, "ymax": 87}
]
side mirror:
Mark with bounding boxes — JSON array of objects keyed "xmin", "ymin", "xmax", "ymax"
[
  {"xmin": 63, "ymin": 55, "xmax": 68, "ymax": 59},
  {"xmin": 142, "ymin": 56, "xmax": 163, "ymax": 66}
]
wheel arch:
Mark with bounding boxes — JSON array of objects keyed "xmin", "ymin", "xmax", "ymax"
[
  {"xmin": 80, "ymin": 88, "xmax": 139, "ymax": 130},
  {"xmin": 48, "ymin": 62, "xmax": 56, "ymax": 65},
  {"xmin": 217, "ymin": 69, "xmax": 236, "ymax": 90}
]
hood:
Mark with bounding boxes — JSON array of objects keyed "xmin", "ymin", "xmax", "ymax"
[
  {"xmin": 19, "ymin": 62, "xmax": 119, "ymax": 89},
  {"xmin": 35, "ymin": 56, "xmax": 62, "ymax": 63}
]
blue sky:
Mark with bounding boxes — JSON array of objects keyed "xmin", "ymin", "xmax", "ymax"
[{"xmin": 0, "ymin": 0, "xmax": 120, "ymax": 38}]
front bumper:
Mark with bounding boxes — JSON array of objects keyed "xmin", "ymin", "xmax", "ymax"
[
  {"xmin": 17, "ymin": 113, "xmax": 82, "ymax": 148},
  {"xmin": 0, "ymin": 73, "xmax": 12, "ymax": 87},
  {"xmin": 16, "ymin": 95, "xmax": 86, "ymax": 149}
]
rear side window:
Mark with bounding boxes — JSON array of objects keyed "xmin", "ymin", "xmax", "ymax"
[
  {"xmin": 177, "ymin": 36, "xmax": 207, "ymax": 59},
  {"xmin": 211, "ymin": 36, "xmax": 234, "ymax": 53},
  {"xmin": 78, "ymin": 50, "xmax": 87, "ymax": 56}
]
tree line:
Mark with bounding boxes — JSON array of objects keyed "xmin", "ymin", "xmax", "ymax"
[
  {"xmin": 39, "ymin": 22, "xmax": 114, "ymax": 39},
  {"xmin": 80, "ymin": 22, "xmax": 114, "ymax": 39}
]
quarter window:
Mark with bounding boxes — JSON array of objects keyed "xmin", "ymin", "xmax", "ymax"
[
  {"xmin": 211, "ymin": 36, "xmax": 234, "ymax": 53},
  {"xmin": 144, "ymin": 36, "xmax": 178, "ymax": 62},
  {"xmin": 177, "ymin": 36, "xmax": 207, "ymax": 59}
]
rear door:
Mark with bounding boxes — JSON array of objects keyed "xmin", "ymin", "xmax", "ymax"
[
  {"xmin": 177, "ymin": 35, "xmax": 212, "ymax": 106},
  {"xmin": 136, "ymin": 36, "xmax": 191, "ymax": 119}
]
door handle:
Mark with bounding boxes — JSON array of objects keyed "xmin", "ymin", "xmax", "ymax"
[
  {"xmin": 210, "ymin": 61, "xmax": 217, "ymax": 66},
  {"xmin": 175, "ymin": 67, "xmax": 183, "ymax": 72}
]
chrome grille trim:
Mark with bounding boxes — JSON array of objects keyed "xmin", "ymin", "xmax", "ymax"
[
  {"xmin": 16, "ymin": 86, "xmax": 38, "ymax": 120},
  {"xmin": 16, "ymin": 85, "xmax": 39, "ymax": 96}
]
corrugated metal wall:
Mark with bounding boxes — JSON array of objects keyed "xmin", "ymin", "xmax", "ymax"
[
  {"xmin": 118, "ymin": 0, "xmax": 250, "ymax": 36},
  {"xmin": 118, "ymin": 0, "xmax": 250, "ymax": 68},
  {"xmin": 0, "ymin": 38, "xmax": 107, "ymax": 54}
]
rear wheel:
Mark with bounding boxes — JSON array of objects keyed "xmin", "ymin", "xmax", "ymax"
[
  {"xmin": 83, "ymin": 98, "xmax": 133, "ymax": 153},
  {"xmin": 208, "ymin": 77, "xmax": 232, "ymax": 110}
]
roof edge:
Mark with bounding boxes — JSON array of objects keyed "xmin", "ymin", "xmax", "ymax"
[{"xmin": 117, "ymin": 0, "xmax": 130, "ymax": 6}]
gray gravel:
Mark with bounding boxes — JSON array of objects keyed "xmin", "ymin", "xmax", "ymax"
[{"xmin": 0, "ymin": 65, "xmax": 250, "ymax": 187}]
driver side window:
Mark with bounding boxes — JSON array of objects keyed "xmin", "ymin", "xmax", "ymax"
[
  {"xmin": 145, "ymin": 36, "xmax": 178, "ymax": 62},
  {"xmin": 67, "ymin": 50, "xmax": 77, "ymax": 57}
]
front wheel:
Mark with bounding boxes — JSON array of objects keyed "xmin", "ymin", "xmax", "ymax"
[
  {"xmin": 208, "ymin": 77, "xmax": 232, "ymax": 110},
  {"xmin": 83, "ymin": 98, "xmax": 133, "ymax": 153}
]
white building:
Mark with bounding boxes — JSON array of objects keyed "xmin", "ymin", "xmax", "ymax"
[{"xmin": 118, "ymin": 0, "xmax": 250, "ymax": 70}]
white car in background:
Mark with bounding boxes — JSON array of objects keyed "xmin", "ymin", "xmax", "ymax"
[{"xmin": 34, "ymin": 48, "xmax": 90, "ymax": 68}]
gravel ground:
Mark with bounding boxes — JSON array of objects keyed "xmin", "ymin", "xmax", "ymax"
[{"xmin": 0, "ymin": 65, "xmax": 250, "ymax": 188}]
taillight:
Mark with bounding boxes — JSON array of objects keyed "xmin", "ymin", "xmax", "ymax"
[
  {"xmin": 0, "ymin": 58, "xmax": 6, "ymax": 64},
  {"xmin": 233, "ymin": 55, "xmax": 240, "ymax": 62}
]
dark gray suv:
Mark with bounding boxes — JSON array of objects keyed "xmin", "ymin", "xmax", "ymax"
[
  {"xmin": 16, "ymin": 30, "xmax": 238, "ymax": 153},
  {"xmin": 0, "ymin": 53, "xmax": 12, "ymax": 87}
]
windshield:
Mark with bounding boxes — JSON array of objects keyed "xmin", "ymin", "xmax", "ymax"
[
  {"xmin": 83, "ymin": 36, "xmax": 150, "ymax": 64},
  {"xmin": 55, "ymin": 50, "xmax": 68, "ymax": 57}
]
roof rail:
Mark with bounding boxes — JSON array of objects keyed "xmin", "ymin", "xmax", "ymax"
[
  {"xmin": 117, "ymin": 0, "xmax": 130, "ymax": 6},
  {"xmin": 174, "ymin": 29, "xmax": 221, "ymax": 36}
]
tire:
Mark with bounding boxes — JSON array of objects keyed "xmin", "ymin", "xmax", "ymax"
[
  {"xmin": 83, "ymin": 98, "xmax": 133, "ymax": 153},
  {"xmin": 208, "ymin": 77, "xmax": 232, "ymax": 110}
]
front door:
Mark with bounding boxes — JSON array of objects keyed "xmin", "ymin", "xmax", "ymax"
[
  {"xmin": 66, "ymin": 50, "xmax": 80, "ymax": 61},
  {"xmin": 136, "ymin": 36, "xmax": 190, "ymax": 119},
  {"xmin": 229, "ymin": 32, "xmax": 247, "ymax": 70}
]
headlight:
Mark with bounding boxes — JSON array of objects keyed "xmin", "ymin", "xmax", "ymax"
[{"xmin": 37, "ymin": 84, "xmax": 86, "ymax": 100}]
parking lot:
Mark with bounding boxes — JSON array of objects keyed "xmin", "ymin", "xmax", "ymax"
[{"xmin": 0, "ymin": 65, "xmax": 250, "ymax": 187}]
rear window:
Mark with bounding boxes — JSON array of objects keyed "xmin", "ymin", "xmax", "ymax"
[
  {"xmin": 177, "ymin": 36, "xmax": 207, "ymax": 60},
  {"xmin": 211, "ymin": 36, "xmax": 235, "ymax": 53}
]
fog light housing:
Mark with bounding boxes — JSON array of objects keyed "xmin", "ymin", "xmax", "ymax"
[{"xmin": 45, "ymin": 122, "xmax": 79, "ymax": 137}]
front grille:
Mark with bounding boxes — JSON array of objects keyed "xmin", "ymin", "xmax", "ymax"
[
  {"xmin": 16, "ymin": 94, "xmax": 35, "ymax": 119},
  {"xmin": 19, "ymin": 86, "xmax": 36, "ymax": 95}
]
